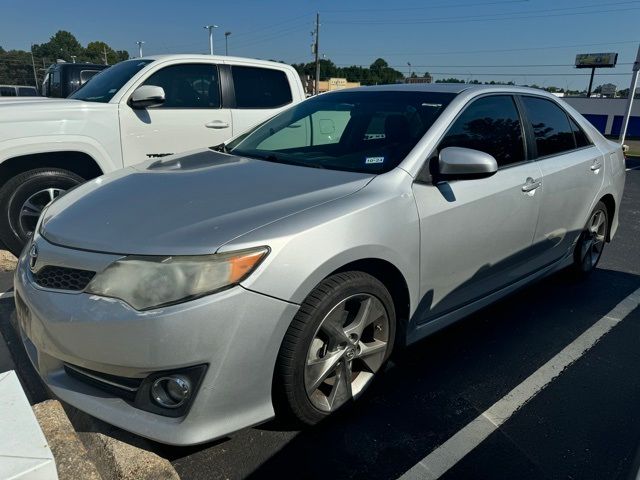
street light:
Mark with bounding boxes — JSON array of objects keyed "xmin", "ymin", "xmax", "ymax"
[
  {"xmin": 224, "ymin": 31, "xmax": 231, "ymax": 56},
  {"xmin": 70, "ymin": 55, "xmax": 76, "ymax": 63},
  {"xmin": 136, "ymin": 41, "xmax": 145, "ymax": 58},
  {"xmin": 204, "ymin": 25, "xmax": 219, "ymax": 55}
]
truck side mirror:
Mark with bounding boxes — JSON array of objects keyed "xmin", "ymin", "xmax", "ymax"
[{"xmin": 130, "ymin": 85, "xmax": 165, "ymax": 109}]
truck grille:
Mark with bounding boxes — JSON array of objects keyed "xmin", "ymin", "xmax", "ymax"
[{"xmin": 33, "ymin": 266, "xmax": 95, "ymax": 291}]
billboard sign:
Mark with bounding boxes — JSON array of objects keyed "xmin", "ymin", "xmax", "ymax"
[{"xmin": 575, "ymin": 52, "xmax": 618, "ymax": 68}]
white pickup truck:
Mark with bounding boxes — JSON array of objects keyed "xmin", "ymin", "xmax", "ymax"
[{"xmin": 0, "ymin": 54, "xmax": 305, "ymax": 255}]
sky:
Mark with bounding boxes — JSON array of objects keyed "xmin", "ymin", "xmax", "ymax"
[{"xmin": 1, "ymin": 0, "xmax": 639, "ymax": 90}]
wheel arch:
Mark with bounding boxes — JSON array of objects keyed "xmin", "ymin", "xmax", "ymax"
[
  {"xmin": 0, "ymin": 151, "xmax": 104, "ymax": 190},
  {"xmin": 330, "ymin": 257, "xmax": 411, "ymax": 348},
  {"xmin": 599, "ymin": 193, "xmax": 615, "ymax": 242}
]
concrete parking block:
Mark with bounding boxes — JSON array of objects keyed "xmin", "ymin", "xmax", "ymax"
[
  {"xmin": 33, "ymin": 400, "xmax": 101, "ymax": 480},
  {"xmin": 0, "ymin": 371, "xmax": 57, "ymax": 480},
  {"xmin": 79, "ymin": 432, "xmax": 180, "ymax": 480}
]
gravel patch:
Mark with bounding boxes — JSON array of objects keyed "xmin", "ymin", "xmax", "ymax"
[{"xmin": 0, "ymin": 251, "xmax": 16, "ymax": 272}]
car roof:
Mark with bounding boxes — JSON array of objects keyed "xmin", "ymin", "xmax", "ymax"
[
  {"xmin": 138, "ymin": 54, "xmax": 294, "ymax": 70},
  {"xmin": 334, "ymin": 83, "xmax": 555, "ymax": 97}
]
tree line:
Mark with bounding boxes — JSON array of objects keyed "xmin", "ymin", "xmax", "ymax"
[
  {"xmin": 0, "ymin": 31, "xmax": 128, "ymax": 86},
  {"xmin": 2, "ymin": 30, "xmax": 636, "ymax": 99}
]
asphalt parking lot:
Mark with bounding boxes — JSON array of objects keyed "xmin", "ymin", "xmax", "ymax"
[{"xmin": 1, "ymin": 157, "xmax": 640, "ymax": 480}]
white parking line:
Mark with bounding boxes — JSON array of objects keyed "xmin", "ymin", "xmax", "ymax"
[{"xmin": 399, "ymin": 287, "xmax": 640, "ymax": 480}]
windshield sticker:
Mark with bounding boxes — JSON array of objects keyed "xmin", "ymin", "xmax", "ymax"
[{"xmin": 365, "ymin": 157, "xmax": 385, "ymax": 164}]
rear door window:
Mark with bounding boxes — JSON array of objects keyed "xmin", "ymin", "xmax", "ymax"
[
  {"xmin": 0, "ymin": 86, "xmax": 16, "ymax": 96},
  {"xmin": 569, "ymin": 117, "xmax": 592, "ymax": 149},
  {"xmin": 17, "ymin": 87, "xmax": 38, "ymax": 96},
  {"xmin": 439, "ymin": 95, "xmax": 525, "ymax": 167},
  {"xmin": 521, "ymin": 96, "xmax": 576, "ymax": 157},
  {"xmin": 231, "ymin": 66, "xmax": 292, "ymax": 109}
]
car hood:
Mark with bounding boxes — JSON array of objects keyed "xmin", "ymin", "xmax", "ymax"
[{"xmin": 41, "ymin": 149, "xmax": 373, "ymax": 255}]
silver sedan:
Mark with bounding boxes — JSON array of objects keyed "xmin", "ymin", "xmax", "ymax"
[{"xmin": 14, "ymin": 84, "xmax": 625, "ymax": 445}]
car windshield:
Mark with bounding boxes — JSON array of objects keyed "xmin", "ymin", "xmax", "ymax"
[
  {"xmin": 229, "ymin": 90, "xmax": 455, "ymax": 174},
  {"xmin": 69, "ymin": 59, "xmax": 154, "ymax": 103}
]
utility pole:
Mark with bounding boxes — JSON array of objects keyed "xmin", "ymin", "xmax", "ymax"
[
  {"xmin": 136, "ymin": 41, "xmax": 145, "ymax": 58},
  {"xmin": 103, "ymin": 45, "xmax": 108, "ymax": 65},
  {"xmin": 204, "ymin": 25, "xmax": 218, "ymax": 55},
  {"xmin": 314, "ymin": 12, "xmax": 320, "ymax": 95},
  {"xmin": 30, "ymin": 43, "xmax": 38, "ymax": 90},
  {"xmin": 225, "ymin": 32, "xmax": 231, "ymax": 56},
  {"xmin": 620, "ymin": 43, "xmax": 640, "ymax": 145}
]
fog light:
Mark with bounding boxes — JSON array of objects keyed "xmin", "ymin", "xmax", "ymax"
[{"xmin": 150, "ymin": 375, "xmax": 192, "ymax": 408}]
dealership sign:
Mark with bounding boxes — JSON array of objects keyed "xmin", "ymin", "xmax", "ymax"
[{"xmin": 575, "ymin": 53, "xmax": 618, "ymax": 69}]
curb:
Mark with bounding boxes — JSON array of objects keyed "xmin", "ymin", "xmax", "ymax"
[
  {"xmin": 79, "ymin": 432, "xmax": 180, "ymax": 480},
  {"xmin": 33, "ymin": 400, "xmax": 101, "ymax": 480}
]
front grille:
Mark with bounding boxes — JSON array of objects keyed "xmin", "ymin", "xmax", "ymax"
[{"xmin": 33, "ymin": 266, "xmax": 95, "ymax": 291}]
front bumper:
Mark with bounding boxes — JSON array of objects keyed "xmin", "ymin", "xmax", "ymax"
[{"xmin": 14, "ymin": 237, "xmax": 299, "ymax": 445}]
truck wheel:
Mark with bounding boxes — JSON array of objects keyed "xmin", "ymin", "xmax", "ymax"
[{"xmin": 0, "ymin": 168, "xmax": 84, "ymax": 257}]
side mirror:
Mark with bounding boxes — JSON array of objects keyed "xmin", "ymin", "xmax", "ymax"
[
  {"xmin": 438, "ymin": 147, "xmax": 498, "ymax": 178},
  {"xmin": 129, "ymin": 85, "xmax": 165, "ymax": 109}
]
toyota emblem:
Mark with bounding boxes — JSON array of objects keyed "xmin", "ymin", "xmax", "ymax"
[{"xmin": 29, "ymin": 243, "xmax": 39, "ymax": 271}]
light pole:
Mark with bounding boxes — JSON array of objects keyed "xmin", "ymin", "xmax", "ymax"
[
  {"xmin": 136, "ymin": 41, "xmax": 145, "ymax": 57},
  {"xmin": 70, "ymin": 55, "xmax": 77, "ymax": 63},
  {"xmin": 225, "ymin": 32, "xmax": 231, "ymax": 56},
  {"xmin": 620, "ymin": 43, "xmax": 640, "ymax": 145},
  {"xmin": 407, "ymin": 62, "xmax": 412, "ymax": 79},
  {"xmin": 204, "ymin": 25, "xmax": 218, "ymax": 55}
]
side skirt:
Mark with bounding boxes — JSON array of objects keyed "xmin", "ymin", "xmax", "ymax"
[{"xmin": 406, "ymin": 255, "xmax": 574, "ymax": 346}]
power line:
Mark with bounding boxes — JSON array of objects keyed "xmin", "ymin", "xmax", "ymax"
[
  {"xmin": 335, "ymin": 63, "xmax": 634, "ymax": 68},
  {"xmin": 325, "ymin": 1, "xmax": 640, "ymax": 24},
  {"xmin": 329, "ymin": 40, "xmax": 640, "ymax": 57},
  {"xmin": 323, "ymin": 0, "xmax": 529, "ymax": 13}
]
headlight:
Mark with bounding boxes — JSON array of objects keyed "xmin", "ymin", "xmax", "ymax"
[{"xmin": 86, "ymin": 247, "xmax": 269, "ymax": 310}]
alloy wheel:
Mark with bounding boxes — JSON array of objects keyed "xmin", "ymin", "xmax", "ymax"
[
  {"xmin": 18, "ymin": 188, "xmax": 65, "ymax": 236},
  {"xmin": 580, "ymin": 209, "xmax": 607, "ymax": 270},
  {"xmin": 304, "ymin": 293, "xmax": 390, "ymax": 412}
]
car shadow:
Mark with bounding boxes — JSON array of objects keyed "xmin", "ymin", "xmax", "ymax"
[{"xmin": 235, "ymin": 267, "xmax": 640, "ymax": 480}]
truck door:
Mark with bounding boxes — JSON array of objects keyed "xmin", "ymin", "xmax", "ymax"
[{"xmin": 118, "ymin": 63, "xmax": 232, "ymax": 165}]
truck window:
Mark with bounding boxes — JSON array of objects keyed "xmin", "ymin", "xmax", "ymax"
[
  {"xmin": 0, "ymin": 86, "xmax": 16, "ymax": 96},
  {"xmin": 80, "ymin": 70, "xmax": 101, "ymax": 85},
  {"xmin": 18, "ymin": 87, "xmax": 38, "ymax": 96},
  {"xmin": 142, "ymin": 64, "xmax": 221, "ymax": 109},
  {"xmin": 231, "ymin": 66, "xmax": 292, "ymax": 109},
  {"xmin": 50, "ymin": 70, "xmax": 62, "ymax": 97}
]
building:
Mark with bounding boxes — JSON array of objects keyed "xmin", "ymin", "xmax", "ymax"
[
  {"xmin": 317, "ymin": 77, "xmax": 361, "ymax": 93},
  {"xmin": 564, "ymin": 97, "xmax": 640, "ymax": 138}
]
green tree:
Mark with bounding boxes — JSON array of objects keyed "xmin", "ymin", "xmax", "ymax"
[
  {"xmin": 85, "ymin": 41, "xmax": 129, "ymax": 65},
  {"xmin": 32, "ymin": 30, "xmax": 83, "ymax": 62}
]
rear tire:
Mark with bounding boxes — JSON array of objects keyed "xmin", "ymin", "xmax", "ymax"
[
  {"xmin": 572, "ymin": 201, "xmax": 608, "ymax": 276},
  {"xmin": 275, "ymin": 271, "xmax": 396, "ymax": 425},
  {"xmin": 0, "ymin": 168, "xmax": 84, "ymax": 256}
]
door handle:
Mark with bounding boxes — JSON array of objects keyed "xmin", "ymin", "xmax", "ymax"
[
  {"xmin": 590, "ymin": 161, "xmax": 602, "ymax": 172},
  {"xmin": 205, "ymin": 120, "xmax": 230, "ymax": 129},
  {"xmin": 521, "ymin": 177, "xmax": 542, "ymax": 193}
]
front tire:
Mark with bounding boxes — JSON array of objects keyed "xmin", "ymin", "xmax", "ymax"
[
  {"xmin": 0, "ymin": 168, "xmax": 84, "ymax": 256},
  {"xmin": 573, "ymin": 201, "xmax": 609, "ymax": 275},
  {"xmin": 275, "ymin": 271, "xmax": 396, "ymax": 425}
]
